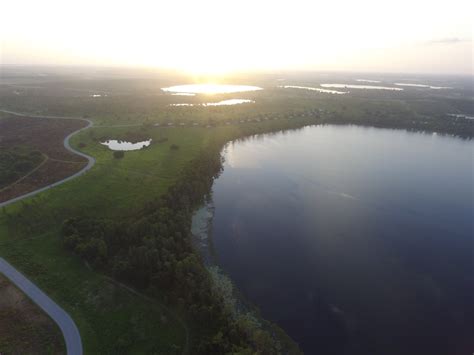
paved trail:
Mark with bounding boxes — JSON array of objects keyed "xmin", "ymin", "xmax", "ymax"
[{"xmin": 0, "ymin": 257, "xmax": 83, "ymax": 355}]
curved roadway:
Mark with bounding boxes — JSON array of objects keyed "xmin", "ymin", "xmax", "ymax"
[
  {"xmin": 0, "ymin": 109, "xmax": 94, "ymax": 355},
  {"xmin": 0, "ymin": 257, "xmax": 83, "ymax": 355}
]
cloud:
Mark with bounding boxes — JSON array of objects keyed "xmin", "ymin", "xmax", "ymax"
[{"xmin": 423, "ymin": 37, "xmax": 468, "ymax": 45}]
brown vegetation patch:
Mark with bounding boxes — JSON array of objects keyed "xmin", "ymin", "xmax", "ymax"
[
  {"xmin": 0, "ymin": 274, "xmax": 65, "ymax": 354},
  {"xmin": 0, "ymin": 115, "xmax": 88, "ymax": 203}
]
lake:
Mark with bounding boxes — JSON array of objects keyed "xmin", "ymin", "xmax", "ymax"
[
  {"xmin": 356, "ymin": 79, "xmax": 381, "ymax": 83},
  {"xmin": 209, "ymin": 125, "xmax": 473, "ymax": 355},
  {"xmin": 394, "ymin": 83, "xmax": 452, "ymax": 90},
  {"xmin": 162, "ymin": 84, "xmax": 262, "ymax": 94},
  {"xmin": 100, "ymin": 139, "xmax": 151, "ymax": 151},
  {"xmin": 170, "ymin": 99, "xmax": 255, "ymax": 107},
  {"xmin": 321, "ymin": 84, "xmax": 403, "ymax": 91},
  {"xmin": 279, "ymin": 85, "xmax": 347, "ymax": 95}
]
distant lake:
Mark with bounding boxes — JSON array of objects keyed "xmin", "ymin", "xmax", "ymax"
[
  {"xmin": 321, "ymin": 84, "xmax": 403, "ymax": 91},
  {"xmin": 355, "ymin": 79, "xmax": 381, "ymax": 83},
  {"xmin": 394, "ymin": 83, "xmax": 452, "ymax": 89},
  {"xmin": 171, "ymin": 92, "xmax": 196, "ymax": 96},
  {"xmin": 100, "ymin": 139, "xmax": 151, "ymax": 151},
  {"xmin": 162, "ymin": 84, "xmax": 262, "ymax": 94},
  {"xmin": 170, "ymin": 99, "xmax": 255, "ymax": 107},
  {"xmin": 279, "ymin": 85, "xmax": 347, "ymax": 95},
  {"xmin": 203, "ymin": 99, "xmax": 255, "ymax": 106},
  {"xmin": 210, "ymin": 125, "xmax": 473, "ymax": 355}
]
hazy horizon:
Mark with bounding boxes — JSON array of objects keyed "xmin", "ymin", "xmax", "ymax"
[
  {"xmin": 1, "ymin": 64, "xmax": 474, "ymax": 77},
  {"xmin": 2, "ymin": 0, "xmax": 472, "ymax": 76}
]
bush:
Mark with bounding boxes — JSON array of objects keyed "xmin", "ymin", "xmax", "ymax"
[{"xmin": 113, "ymin": 151, "xmax": 125, "ymax": 159}]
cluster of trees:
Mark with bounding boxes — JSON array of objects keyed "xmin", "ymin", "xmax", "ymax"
[
  {"xmin": 113, "ymin": 151, "xmax": 124, "ymax": 159},
  {"xmin": 62, "ymin": 137, "xmax": 302, "ymax": 354},
  {"xmin": 0, "ymin": 147, "xmax": 43, "ymax": 189}
]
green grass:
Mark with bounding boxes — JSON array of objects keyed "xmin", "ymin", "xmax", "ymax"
[{"xmin": 68, "ymin": 126, "xmax": 213, "ymax": 217}]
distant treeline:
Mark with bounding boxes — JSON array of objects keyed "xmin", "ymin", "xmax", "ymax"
[{"xmin": 325, "ymin": 110, "xmax": 473, "ymax": 139}]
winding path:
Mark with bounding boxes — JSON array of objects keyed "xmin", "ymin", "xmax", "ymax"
[
  {"xmin": 0, "ymin": 257, "xmax": 83, "ymax": 355},
  {"xmin": 0, "ymin": 109, "xmax": 94, "ymax": 355}
]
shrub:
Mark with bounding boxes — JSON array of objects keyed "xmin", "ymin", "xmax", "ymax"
[{"xmin": 113, "ymin": 151, "xmax": 125, "ymax": 159}]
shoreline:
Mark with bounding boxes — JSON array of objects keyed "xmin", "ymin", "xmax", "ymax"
[
  {"xmin": 190, "ymin": 133, "xmax": 307, "ymax": 353},
  {"xmin": 191, "ymin": 200, "xmax": 304, "ymax": 354}
]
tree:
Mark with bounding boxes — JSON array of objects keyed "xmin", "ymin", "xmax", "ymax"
[{"xmin": 113, "ymin": 151, "xmax": 125, "ymax": 159}]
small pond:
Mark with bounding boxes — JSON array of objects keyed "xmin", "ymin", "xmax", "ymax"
[{"xmin": 100, "ymin": 139, "xmax": 152, "ymax": 151}]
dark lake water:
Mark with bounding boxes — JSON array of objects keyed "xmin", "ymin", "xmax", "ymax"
[{"xmin": 210, "ymin": 125, "xmax": 474, "ymax": 355}]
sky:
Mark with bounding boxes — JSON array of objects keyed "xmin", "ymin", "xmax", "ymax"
[{"xmin": 1, "ymin": 0, "xmax": 473, "ymax": 75}]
